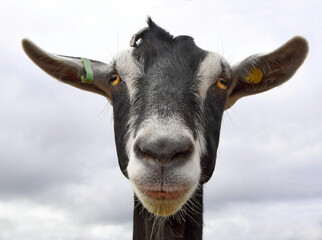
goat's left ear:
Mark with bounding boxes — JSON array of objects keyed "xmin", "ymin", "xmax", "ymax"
[
  {"xmin": 22, "ymin": 39, "xmax": 112, "ymax": 99},
  {"xmin": 225, "ymin": 36, "xmax": 309, "ymax": 110}
]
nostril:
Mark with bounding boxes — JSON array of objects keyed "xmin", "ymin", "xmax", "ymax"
[
  {"xmin": 134, "ymin": 136, "xmax": 194, "ymax": 164},
  {"xmin": 171, "ymin": 145, "xmax": 194, "ymax": 161},
  {"xmin": 134, "ymin": 143, "xmax": 158, "ymax": 161}
]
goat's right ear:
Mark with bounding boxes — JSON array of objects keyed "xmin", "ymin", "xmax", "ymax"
[{"xmin": 22, "ymin": 39, "xmax": 112, "ymax": 99}]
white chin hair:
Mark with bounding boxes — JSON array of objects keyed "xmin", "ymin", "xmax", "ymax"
[{"xmin": 133, "ymin": 185, "xmax": 197, "ymax": 217}]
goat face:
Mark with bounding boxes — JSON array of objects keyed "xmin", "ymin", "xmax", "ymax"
[
  {"xmin": 22, "ymin": 18, "xmax": 308, "ymax": 217},
  {"xmin": 112, "ymin": 24, "xmax": 230, "ymax": 216}
]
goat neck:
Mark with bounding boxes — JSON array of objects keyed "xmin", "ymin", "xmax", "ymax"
[{"xmin": 133, "ymin": 186, "xmax": 204, "ymax": 240}]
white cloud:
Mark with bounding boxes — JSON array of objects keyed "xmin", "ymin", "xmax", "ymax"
[
  {"xmin": 204, "ymin": 199, "xmax": 322, "ymax": 240},
  {"xmin": 0, "ymin": 200, "xmax": 132, "ymax": 240}
]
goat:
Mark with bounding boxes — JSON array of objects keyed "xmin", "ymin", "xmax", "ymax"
[{"xmin": 22, "ymin": 18, "xmax": 308, "ymax": 240}]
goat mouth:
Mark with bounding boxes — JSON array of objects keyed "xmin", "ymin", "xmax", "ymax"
[
  {"xmin": 136, "ymin": 184, "xmax": 192, "ymax": 200},
  {"xmin": 144, "ymin": 190, "xmax": 186, "ymax": 200},
  {"xmin": 133, "ymin": 183, "xmax": 197, "ymax": 216},
  {"xmin": 134, "ymin": 184, "xmax": 195, "ymax": 216}
]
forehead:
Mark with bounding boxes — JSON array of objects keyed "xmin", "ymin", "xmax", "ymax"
[
  {"xmin": 111, "ymin": 21, "xmax": 230, "ymax": 102},
  {"xmin": 113, "ymin": 33, "xmax": 227, "ymax": 81},
  {"xmin": 133, "ymin": 35, "xmax": 207, "ymax": 73},
  {"xmin": 113, "ymin": 49, "xmax": 228, "ymax": 106},
  {"xmin": 131, "ymin": 22, "xmax": 210, "ymax": 74}
]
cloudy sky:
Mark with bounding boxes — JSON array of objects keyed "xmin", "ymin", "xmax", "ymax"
[{"xmin": 0, "ymin": 0, "xmax": 321, "ymax": 239}]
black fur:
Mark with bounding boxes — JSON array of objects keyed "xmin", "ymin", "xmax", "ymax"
[
  {"xmin": 132, "ymin": 19, "xmax": 208, "ymax": 138},
  {"xmin": 111, "ymin": 77, "xmax": 131, "ymax": 178}
]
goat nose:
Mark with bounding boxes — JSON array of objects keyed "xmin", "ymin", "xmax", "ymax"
[{"xmin": 134, "ymin": 136, "xmax": 194, "ymax": 164}]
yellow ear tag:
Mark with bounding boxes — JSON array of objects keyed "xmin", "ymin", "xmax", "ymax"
[{"xmin": 245, "ymin": 68, "xmax": 263, "ymax": 84}]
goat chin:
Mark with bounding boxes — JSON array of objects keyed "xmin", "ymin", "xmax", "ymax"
[{"xmin": 134, "ymin": 185, "xmax": 196, "ymax": 216}]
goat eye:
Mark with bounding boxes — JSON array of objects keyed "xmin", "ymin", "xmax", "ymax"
[
  {"xmin": 216, "ymin": 78, "xmax": 229, "ymax": 90},
  {"xmin": 109, "ymin": 74, "xmax": 121, "ymax": 86}
]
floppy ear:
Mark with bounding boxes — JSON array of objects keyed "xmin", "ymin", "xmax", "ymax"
[
  {"xmin": 22, "ymin": 39, "xmax": 112, "ymax": 99},
  {"xmin": 225, "ymin": 36, "xmax": 309, "ymax": 110}
]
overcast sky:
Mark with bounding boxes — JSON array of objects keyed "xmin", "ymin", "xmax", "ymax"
[{"xmin": 0, "ymin": 0, "xmax": 321, "ymax": 240}]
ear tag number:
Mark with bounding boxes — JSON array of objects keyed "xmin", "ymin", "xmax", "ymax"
[
  {"xmin": 245, "ymin": 68, "xmax": 263, "ymax": 84},
  {"xmin": 80, "ymin": 58, "xmax": 94, "ymax": 84}
]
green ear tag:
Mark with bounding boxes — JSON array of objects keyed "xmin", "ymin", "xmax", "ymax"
[
  {"xmin": 245, "ymin": 68, "xmax": 263, "ymax": 84},
  {"xmin": 80, "ymin": 58, "xmax": 94, "ymax": 84}
]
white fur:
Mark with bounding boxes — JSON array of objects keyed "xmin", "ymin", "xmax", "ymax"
[
  {"xmin": 126, "ymin": 114, "xmax": 201, "ymax": 215},
  {"xmin": 191, "ymin": 52, "xmax": 225, "ymax": 158},
  {"xmin": 114, "ymin": 49, "xmax": 142, "ymax": 102},
  {"xmin": 196, "ymin": 52, "xmax": 223, "ymax": 101}
]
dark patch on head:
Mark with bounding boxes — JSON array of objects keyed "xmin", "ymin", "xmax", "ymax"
[
  {"xmin": 111, "ymin": 80, "xmax": 131, "ymax": 178},
  {"xmin": 130, "ymin": 18, "xmax": 208, "ymax": 138},
  {"xmin": 132, "ymin": 18, "xmax": 203, "ymax": 72},
  {"xmin": 199, "ymin": 89, "xmax": 226, "ymax": 183},
  {"xmin": 132, "ymin": 18, "xmax": 175, "ymax": 71}
]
